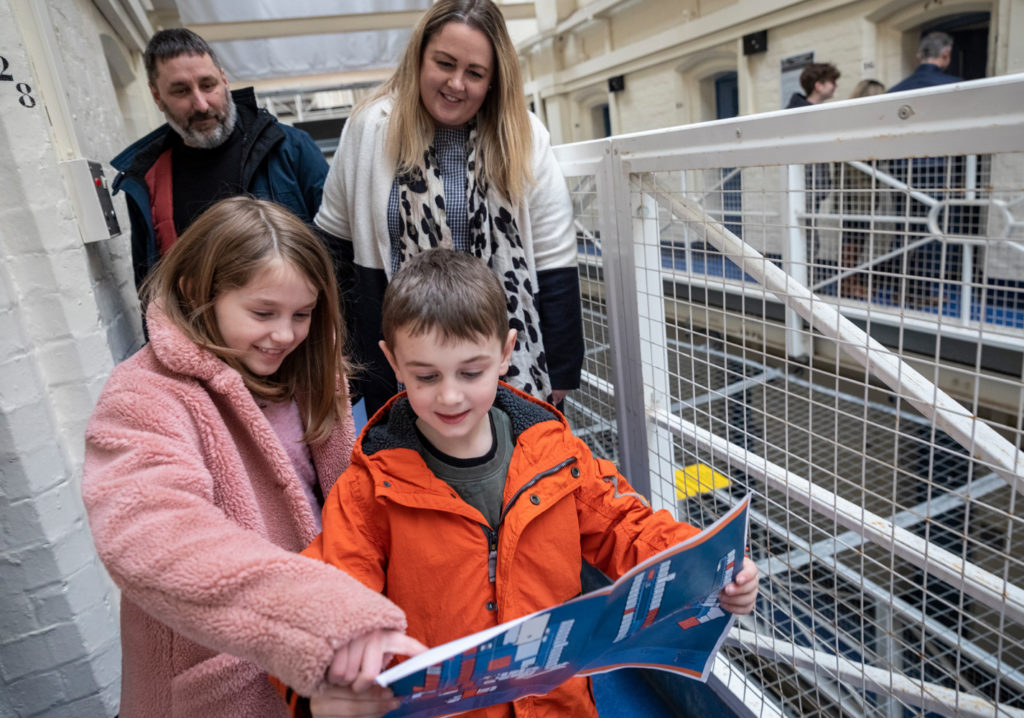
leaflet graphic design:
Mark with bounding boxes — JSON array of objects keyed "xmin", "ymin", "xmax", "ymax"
[{"xmin": 377, "ymin": 495, "xmax": 750, "ymax": 718}]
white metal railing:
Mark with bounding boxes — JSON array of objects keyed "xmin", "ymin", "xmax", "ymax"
[{"xmin": 555, "ymin": 73, "xmax": 1024, "ymax": 718}]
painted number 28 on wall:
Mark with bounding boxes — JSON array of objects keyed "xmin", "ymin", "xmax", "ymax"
[{"xmin": 1, "ymin": 55, "xmax": 36, "ymax": 108}]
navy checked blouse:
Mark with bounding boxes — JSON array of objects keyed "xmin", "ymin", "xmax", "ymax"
[{"xmin": 387, "ymin": 125, "xmax": 471, "ymax": 275}]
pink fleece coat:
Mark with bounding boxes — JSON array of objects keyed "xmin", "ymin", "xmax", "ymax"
[{"xmin": 83, "ymin": 305, "xmax": 406, "ymax": 718}]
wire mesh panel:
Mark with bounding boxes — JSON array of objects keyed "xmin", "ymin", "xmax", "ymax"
[
  {"xmin": 556, "ymin": 77, "xmax": 1024, "ymax": 718},
  {"xmin": 563, "ymin": 173, "xmax": 622, "ymax": 465},
  {"xmin": 808, "ymin": 156, "xmax": 1015, "ymax": 325}
]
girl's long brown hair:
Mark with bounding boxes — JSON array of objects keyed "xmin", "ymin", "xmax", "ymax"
[
  {"xmin": 142, "ymin": 196, "xmax": 350, "ymax": 444},
  {"xmin": 366, "ymin": 0, "xmax": 533, "ymax": 204}
]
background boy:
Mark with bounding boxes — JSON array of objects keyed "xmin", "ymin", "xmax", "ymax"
[
  {"xmin": 301, "ymin": 249, "xmax": 759, "ymax": 716},
  {"xmin": 785, "ymin": 62, "xmax": 840, "ymax": 107}
]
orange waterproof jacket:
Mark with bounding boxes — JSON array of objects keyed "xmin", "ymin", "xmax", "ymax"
[{"xmin": 304, "ymin": 384, "xmax": 700, "ymax": 717}]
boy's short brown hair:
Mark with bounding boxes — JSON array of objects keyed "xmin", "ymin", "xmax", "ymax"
[
  {"xmin": 382, "ymin": 249, "xmax": 509, "ymax": 346},
  {"xmin": 799, "ymin": 62, "xmax": 840, "ymax": 95}
]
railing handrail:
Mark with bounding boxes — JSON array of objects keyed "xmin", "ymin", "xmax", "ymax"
[
  {"xmin": 554, "ymin": 72, "xmax": 1024, "ymax": 170},
  {"xmin": 553, "ymin": 78, "xmax": 1024, "ymax": 715}
]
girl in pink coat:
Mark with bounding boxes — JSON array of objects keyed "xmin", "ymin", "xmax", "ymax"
[{"xmin": 83, "ymin": 197, "xmax": 423, "ymax": 718}]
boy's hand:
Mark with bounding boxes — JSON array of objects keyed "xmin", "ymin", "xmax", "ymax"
[
  {"xmin": 718, "ymin": 557, "xmax": 759, "ymax": 615},
  {"xmin": 326, "ymin": 629, "xmax": 428, "ymax": 691},
  {"xmin": 311, "ymin": 684, "xmax": 400, "ymax": 717}
]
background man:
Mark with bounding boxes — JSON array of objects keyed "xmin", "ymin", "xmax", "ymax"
[
  {"xmin": 112, "ymin": 29, "xmax": 329, "ymax": 288},
  {"xmin": 785, "ymin": 62, "xmax": 840, "ymax": 108},
  {"xmin": 888, "ymin": 31, "xmax": 962, "ymax": 93},
  {"xmin": 884, "ymin": 32, "xmax": 967, "ymax": 308}
]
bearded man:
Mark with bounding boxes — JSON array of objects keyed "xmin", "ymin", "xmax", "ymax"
[{"xmin": 112, "ymin": 29, "xmax": 329, "ymax": 288}]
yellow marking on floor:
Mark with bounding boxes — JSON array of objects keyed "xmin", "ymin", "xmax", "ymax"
[{"xmin": 675, "ymin": 463, "xmax": 731, "ymax": 499}]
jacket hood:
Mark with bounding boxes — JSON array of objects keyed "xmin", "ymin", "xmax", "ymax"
[{"xmin": 360, "ymin": 383, "xmax": 561, "ymax": 458}]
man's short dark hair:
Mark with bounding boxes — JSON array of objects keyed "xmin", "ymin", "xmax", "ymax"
[
  {"xmin": 144, "ymin": 28, "xmax": 222, "ymax": 86},
  {"xmin": 918, "ymin": 31, "xmax": 953, "ymax": 60},
  {"xmin": 799, "ymin": 62, "xmax": 841, "ymax": 96}
]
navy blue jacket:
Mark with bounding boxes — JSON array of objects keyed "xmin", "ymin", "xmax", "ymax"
[
  {"xmin": 888, "ymin": 64, "xmax": 963, "ymax": 94},
  {"xmin": 785, "ymin": 92, "xmax": 812, "ymax": 109},
  {"xmin": 112, "ymin": 87, "xmax": 328, "ymax": 288}
]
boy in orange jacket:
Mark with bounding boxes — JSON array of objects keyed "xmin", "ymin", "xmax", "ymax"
[{"xmin": 289, "ymin": 248, "xmax": 759, "ymax": 717}]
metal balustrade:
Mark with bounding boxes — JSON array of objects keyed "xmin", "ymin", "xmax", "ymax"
[{"xmin": 554, "ymin": 73, "xmax": 1024, "ymax": 718}]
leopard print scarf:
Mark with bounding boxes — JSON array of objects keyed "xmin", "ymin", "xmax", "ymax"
[{"xmin": 395, "ymin": 126, "xmax": 552, "ymax": 402}]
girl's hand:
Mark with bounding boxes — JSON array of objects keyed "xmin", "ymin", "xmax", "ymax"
[
  {"xmin": 311, "ymin": 684, "xmax": 400, "ymax": 718},
  {"xmin": 718, "ymin": 556, "xmax": 759, "ymax": 615},
  {"xmin": 326, "ymin": 629, "xmax": 428, "ymax": 691}
]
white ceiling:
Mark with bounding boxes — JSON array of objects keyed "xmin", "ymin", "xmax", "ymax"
[{"xmin": 150, "ymin": 0, "xmax": 430, "ymax": 82}]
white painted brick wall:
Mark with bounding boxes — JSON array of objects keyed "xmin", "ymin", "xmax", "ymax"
[
  {"xmin": 532, "ymin": 0, "xmax": 1021, "ymax": 134},
  {"xmin": 1, "ymin": 0, "xmax": 147, "ymax": 715},
  {"xmin": 614, "ymin": 58, "xmax": 687, "ymax": 133}
]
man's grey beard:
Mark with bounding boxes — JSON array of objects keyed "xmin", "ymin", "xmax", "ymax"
[{"xmin": 166, "ymin": 91, "xmax": 238, "ymax": 149}]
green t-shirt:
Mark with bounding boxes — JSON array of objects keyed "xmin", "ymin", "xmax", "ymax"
[{"xmin": 415, "ymin": 408, "xmax": 514, "ymax": 529}]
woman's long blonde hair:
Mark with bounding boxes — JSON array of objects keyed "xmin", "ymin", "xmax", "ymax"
[
  {"xmin": 142, "ymin": 197, "xmax": 351, "ymax": 444},
  {"xmin": 366, "ymin": 0, "xmax": 533, "ymax": 204},
  {"xmin": 850, "ymin": 79, "xmax": 885, "ymax": 98}
]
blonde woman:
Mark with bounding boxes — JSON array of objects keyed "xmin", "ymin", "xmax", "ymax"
[
  {"xmin": 315, "ymin": 0, "xmax": 583, "ymax": 416},
  {"xmin": 839, "ymin": 79, "xmax": 886, "ymax": 299},
  {"xmin": 850, "ymin": 78, "xmax": 885, "ymax": 98}
]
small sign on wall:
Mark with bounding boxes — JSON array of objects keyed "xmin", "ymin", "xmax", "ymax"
[
  {"xmin": 743, "ymin": 30, "xmax": 768, "ymax": 55},
  {"xmin": 59, "ymin": 159, "xmax": 122, "ymax": 242},
  {"xmin": 780, "ymin": 51, "xmax": 814, "ymax": 108}
]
